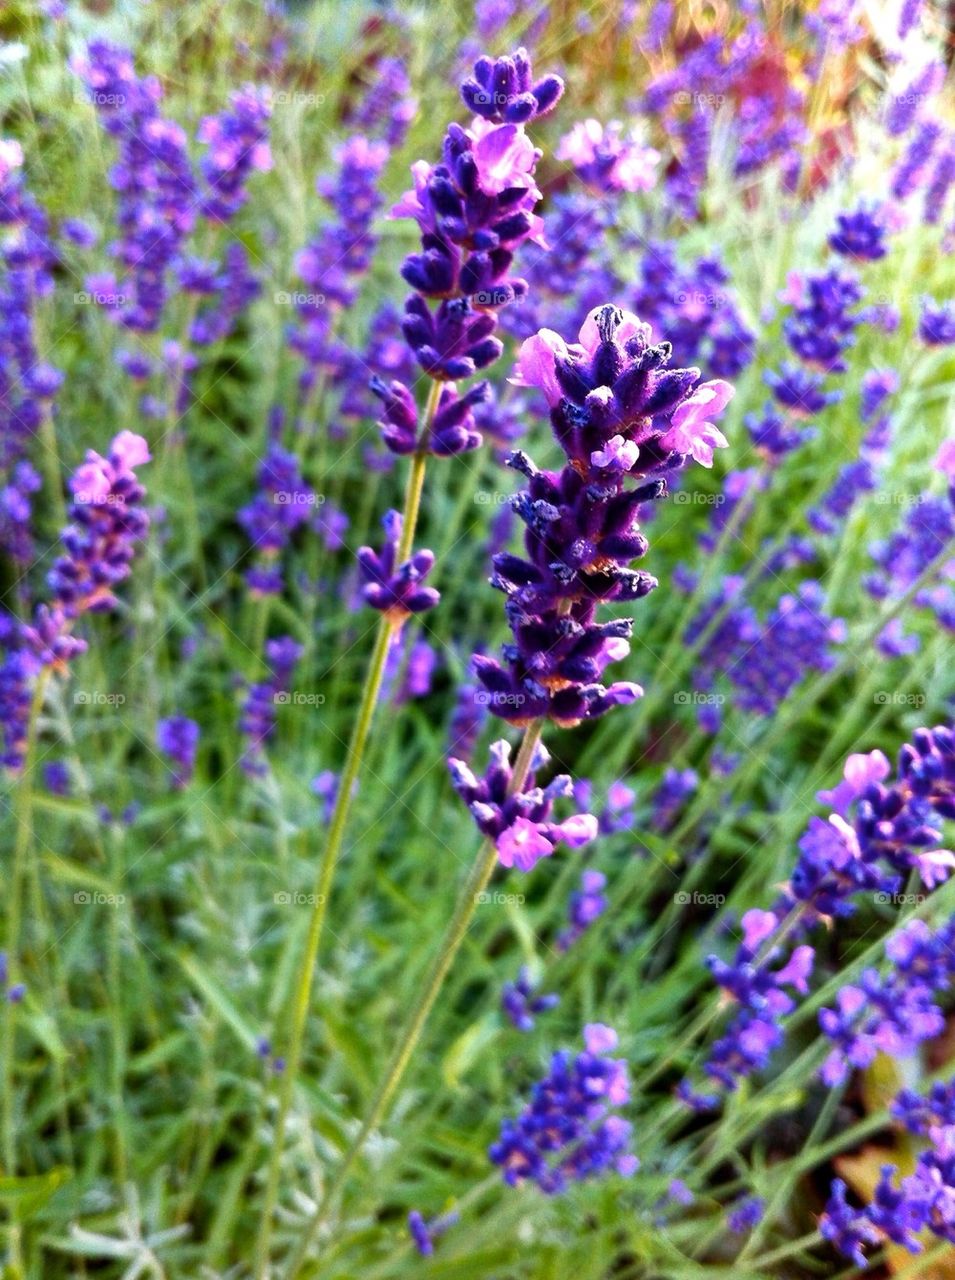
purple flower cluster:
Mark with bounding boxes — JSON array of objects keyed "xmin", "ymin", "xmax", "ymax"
[
  {"xmin": 489, "ymin": 1023, "xmax": 637, "ymax": 1193},
  {"xmin": 238, "ymin": 445, "xmax": 315, "ymax": 595},
  {"xmin": 828, "ymin": 205, "xmax": 888, "ymax": 261},
  {"xmin": 74, "ymin": 42, "xmax": 197, "ymax": 332},
  {"xmin": 556, "ymin": 869, "xmax": 608, "ymax": 951},
  {"xmin": 448, "ymin": 740, "xmax": 597, "ymax": 872},
  {"xmin": 156, "ymin": 715, "xmax": 199, "ymax": 789},
  {"xmin": 357, "ymin": 511, "xmax": 440, "ymax": 622},
  {"xmin": 469, "ymin": 305, "xmax": 733, "ymax": 727},
  {"xmin": 0, "ymin": 433, "xmax": 150, "ymax": 770},
  {"xmin": 381, "ymin": 49, "xmax": 562, "ymax": 457},
  {"xmin": 502, "ymin": 967, "xmax": 559, "ymax": 1031},
  {"xmin": 292, "ymin": 135, "xmax": 389, "ymax": 349},
  {"xmin": 0, "ymin": 138, "xmax": 60, "ymax": 563},
  {"xmin": 238, "ymin": 636, "xmax": 303, "ymax": 777},
  {"xmin": 555, "ymin": 119, "xmax": 659, "ymax": 194},
  {"xmin": 819, "ymin": 917, "xmax": 955, "ymax": 1086},
  {"xmin": 196, "ymin": 85, "xmax": 272, "ymax": 222},
  {"xmin": 684, "ymin": 728, "xmax": 955, "ymax": 1107},
  {"xmin": 823, "ymin": 1094, "xmax": 955, "ymax": 1265}
]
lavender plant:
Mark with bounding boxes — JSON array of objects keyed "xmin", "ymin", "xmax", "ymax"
[{"xmin": 0, "ymin": 4, "xmax": 953, "ymax": 1279}]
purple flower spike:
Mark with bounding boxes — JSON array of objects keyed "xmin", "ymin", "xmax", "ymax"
[
  {"xmin": 489, "ymin": 1024, "xmax": 636, "ymax": 1194},
  {"xmin": 448, "ymin": 739, "xmax": 597, "ymax": 872},
  {"xmin": 357, "ymin": 511, "xmax": 440, "ymax": 621},
  {"xmin": 471, "ymin": 303, "xmax": 733, "ymax": 728},
  {"xmin": 502, "ymin": 966, "xmax": 559, "ymax": 1031},
  {"xmin": 461, "ymin": 49, "xmax": 564, "ymax": 125},
  {"xmin": 156, "ymin": 715, "xmax": 200, "ymax": 789}
]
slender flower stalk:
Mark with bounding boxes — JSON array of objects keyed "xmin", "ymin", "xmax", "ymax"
[
  {"xmin": 284, "ymin": 719, "xmax": 545, "ymax": 1278},
  {"xmin": 255, "ymin": 49, "xmax": 564, "ymax": 1274}
]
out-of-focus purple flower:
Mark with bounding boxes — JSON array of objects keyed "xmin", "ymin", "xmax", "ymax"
[
  {"xmin": 502, "ymin": 966, "xmax": 559, "ymax": 1031},
  {"xmin": 919, "ymin": 296, "xmax": 955, "ymax": 346},
  {"xmin": 557, "ymin": 869, "xmax": 608, "ymax": 951},
  {"xmin": 556, "ymin": 119, "xmax": 660, "ymax": 193},
  {"xmin": 489, "ymin": 1024, "xmax": 636, "ymax": 1193},
  {"xmin": 829, "ymin": 205, "xmax": 888, "ymax": 260},
  {"xmin": 728, "ymin": 1196, "xmax": 765, "ymax": 1234},
  {"xmin": 156, "ymin": 715, "xmax": 199, "ymax": 789},
  {"xmin": 197, "ymin": 85, "xmax": 272, "ymax": 221},
  {"xmin": 239, "ymin": 637, "xmax": 303, "ymax": 777}
]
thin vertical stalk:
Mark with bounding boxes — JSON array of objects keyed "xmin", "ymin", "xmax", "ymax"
[
  {"xmin": 284, "ymin": 719, "xmax": 545, "ymax": 1278},
  {"xmin": 2, "ymin": 668, "xmax": 49, "ymax": 1278},
  {"xmin": 254, "ymin": 376, "xmax": 443, "ymax": 1278}
]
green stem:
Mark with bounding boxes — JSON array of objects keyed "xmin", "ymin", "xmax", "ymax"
[
  {"xmin": 283, "ymin": 719, "xmax": 545, "ymax": 1279},
  {"xmin": 2, "ymin": 669, "xmax": 49, "ymax": 1277},
  {"xmin": 253, "ymin": 613, "xmax": 397, "ymax": 1278},
  {"xmin": 254, "ymin": 377, "xmax": 445, "ymax": 1278}
]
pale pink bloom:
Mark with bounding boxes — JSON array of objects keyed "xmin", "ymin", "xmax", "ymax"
[
  {"xmin": 591, "ymin": 435, "xmax": 640, "ymax": 471},
  {"xmin": 778, "ymin": 271, "xmax": 806, "ymax": 307},
  {"xmin": 740, "ymin": 908, "xmax": 778, "ymax": 951},
  {"xmin": 934, "ymin": 438, "xmax": 955, "ymax": 480},
  {"xmin": 817, "ymin": 749, "xmax": 890, "ymax": 814},
  {"xmin": 584, "ymin": 1023, "xmax": 618, "ymax": 1053},
  {"xmin": 917, "ymin": 849, "xmax": 955, "ymax": 888},
  {"xmin": 111, "ymin": 431, "xmax": 151, "ymax": 469},
  {"xmin": 657, "ymin": 380, "xmax": 734, "ymax": 467},
  {"xmin": 389, "ymin": 159, "xmax": 433, "ymax": 223},
  {"xmin": 0, "ymin": 138, "xmax": 24, "ymax": 182},
  {"xmin": 471, "ymin": 120, "xmax": 539, "ymax": 196},
  {"xmin": 510, "ymin": 307, "xmax": 651, "ymax": 405}
]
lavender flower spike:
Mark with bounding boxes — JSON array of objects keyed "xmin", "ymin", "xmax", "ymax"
[{"xmin": 356, "ymin": 511, "xmax": 440, "ymax": 622}]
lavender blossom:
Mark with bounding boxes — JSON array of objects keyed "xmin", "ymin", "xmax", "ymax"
[
  {"xmin": 502, "ymin": 966, "xmax": 559, "ymax": 1031},
  {"xmin": 156, "ymin": 715, "xmax": 199, "ymax": 789},
  {"xmin": 489, "ymin": 1024, "xmax": 637, "ymax": 1193}
]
